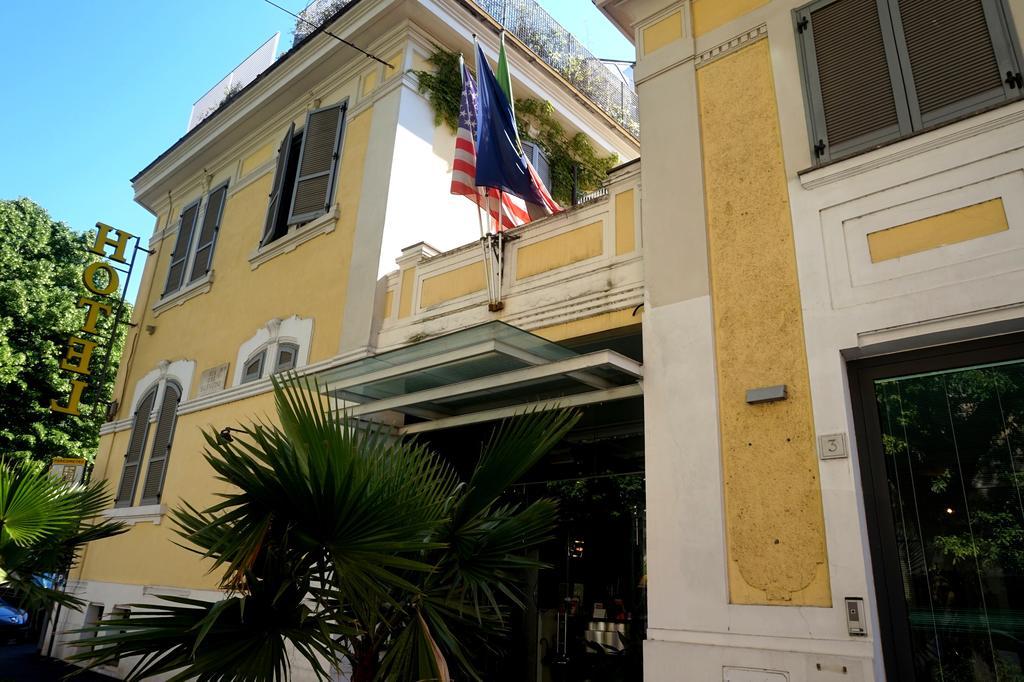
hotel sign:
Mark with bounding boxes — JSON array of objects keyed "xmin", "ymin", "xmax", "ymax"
[
  {"xmin": 50, "ymin": 223, "xmax": 143, "ymax": 417},
  {"xmin": 49, "ymin": 457, "xmax": 87, "ymax": 485}
]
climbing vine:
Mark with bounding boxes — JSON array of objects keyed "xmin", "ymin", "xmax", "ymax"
[
  {"xmin": 412, "ymin": 48, "xmax": 617, "ymax": 206},
  {"xmin": 412, "ymin": 49, "xmax": 463, "ymax": 132}
]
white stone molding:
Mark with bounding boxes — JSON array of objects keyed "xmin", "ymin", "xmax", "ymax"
[
  {"xmin": 799, "ymin": 100, "xmax": 1024, "ymax": 189},
  {"xmin": 233, "ymin": 315, "xmax": 314, "ymax": 386},
  {"xmin": 128, "ymin": 359, "xmax": 196, "ymax": 417},
  {"xmin": 152, "ymin": 271, "xmax": 214, "ymax": 316},
  {"xmin": 248, "ymin": 204, "xmax": 338, "ymax": 270},
  {"xmin": 102, "ymin": 504, "xmax": 167, "ymax": 526},
  {"xmin": 695, "ymin": 23, "xmax": 767, "ymax": 69}
]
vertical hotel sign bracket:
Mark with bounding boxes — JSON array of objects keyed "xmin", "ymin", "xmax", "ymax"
[{"xmin": 50, "ymin": 223, "xmax": 150, "ymax": 416}]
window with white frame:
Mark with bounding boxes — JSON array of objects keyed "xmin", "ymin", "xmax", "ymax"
[
  {"xmin": 162, "ymin": 181, "xmax": 229, "ymax": 297},
  {"xmin": 241, "ymin": 351, "xmax": 266, "ymax": 384},
  {"xmin": 260, "ymin": 101, "xmax": 348, "ymax": 247},
  {"xmin": 239, "ymin": 341, "xmax": 302, "ymax": 384},
  {"xmin": 234, "ymin": 317, "xmax": 313, "ymax": 386},
  {"xmin": 275, "ymin": 342, "xmax": 299, "ymax": 373},
  {"xmin": 81, "ymin": 604, "xmax": 104, "ymax": 652},
  {"xmin": 116, "ymin": 377, "xmax": 183, "ymax": 508},
  {"xmin": 794, "ymin": 0, "xmax": 1023, "ymax": 164}
]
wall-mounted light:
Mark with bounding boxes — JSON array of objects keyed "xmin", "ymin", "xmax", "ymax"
[
  {"xmin": 746, "ymin": 385, "xmax": 787, "ymax": 404},
  {"xmin": 218, "ymin": 426, "xmax": 245, "ymax": 443}
]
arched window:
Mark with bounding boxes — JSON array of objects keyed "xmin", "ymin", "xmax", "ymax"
[
  {"xmin": 274, "ymin": 342, "xmax": 299, "ymax": 373},
  {"xmin": 115, "ymin": 387, "xmax": 157, "ymax": 508},
  {"xmin": 140, "ymin": 382, "xmax": 182, "ymax": 505},
  {"xmin": 234, "ymin": 317, "xmax": 312, "ymax": 387},
  {"xmin": 242, "ymin": 351, "xmax": 266, "ymax": 384}
]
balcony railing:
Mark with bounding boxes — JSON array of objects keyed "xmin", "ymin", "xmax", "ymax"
[
  {"xmin": 188, "ymin": 33, "xmax": 280, "ymax": 132},
  {"xmin": 292, "ymin": 0, "xmax": 639, "ymax": 137}
]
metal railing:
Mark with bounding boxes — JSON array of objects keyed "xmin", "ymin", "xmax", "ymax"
[
  {"xmin": 574, "ymin": 186, "xmax": 609, "ymax": 206},
  {"xmin": 471, "ymin": 0, "xmax": 638, "ymax": 137},
  {"xmin": 188, "ymin": 33, "xmax": 280, "ymax": 131},
  {"xmin": 292, "ymin": 0, "xmax": 639, "ymax": 138},
  {"xmin": 293, "ymin": 0, "xmax": 355, "ymax": 43}
]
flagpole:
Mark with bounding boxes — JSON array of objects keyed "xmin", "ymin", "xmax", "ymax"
[
  {"xmin": 495, "ymin": 190, "xmax": 505, "ymax": 311},
  {"xmin": 478, "ymin": 189, "xmax": 496, "ymax": 306}
]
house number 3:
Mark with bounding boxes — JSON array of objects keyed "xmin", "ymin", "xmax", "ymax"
[{"xmin": 818, "ymin": 433, "xmax": 848, "ymax": 460}]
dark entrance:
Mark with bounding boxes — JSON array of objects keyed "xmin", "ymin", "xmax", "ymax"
[
  {"xmin": 424, "ymin": 397, "xmax": 646, "ymax": 682},
  {"xmin": 850, "ymin": 333, "xmax": 1024, "ymax": 680}
]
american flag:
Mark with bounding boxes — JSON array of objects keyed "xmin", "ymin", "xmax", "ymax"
[{"xmin": 450, "ymin": 59, "xmax": 530, "ymax": 230}]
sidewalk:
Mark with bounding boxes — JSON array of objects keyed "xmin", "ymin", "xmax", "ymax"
[{"xmin": 0, "ymin": 643, "xmax": 117, "ymax": 681}]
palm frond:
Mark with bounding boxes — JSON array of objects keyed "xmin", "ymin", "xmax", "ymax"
[
  {"xmin": 455, "ymin": 408, "xmax": 578, "ymax": 525},
  {"xmin": 79, "ymin": 377, "xmax": 575, "ymax": 681},
  {"xmin": 0, "ymin": 464, "xmax": 81, "ymax": 546}
]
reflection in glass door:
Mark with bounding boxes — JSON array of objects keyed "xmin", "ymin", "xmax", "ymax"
[{"xmin": 874, "ymin": 360, "xmax": 1024, "ymax": 680}]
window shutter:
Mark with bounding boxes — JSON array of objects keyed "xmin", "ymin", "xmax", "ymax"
[
  {"xmin": 115, "ymin": 389, "xmax": 157, "ymax": 507},
  {"xmin": 140, "ymin": 383, "xmax": 181, "ymax": 505},
  {"xmin": 797, "ymin": 0, "xmax": 908, "ymax": 162},
  {"xmin": 261, "ymin": 123, "xmax": 296, "ymax": 247},
  {"xmin": 287, "ymin": 103, "xmax": 346, "ymax": 224},
  {"xmin": 892, "ymin": 0, "xmax": 1021, "ymax": 127},
  {"xmin": 163, "ymin": 201, "xmax": 201, "ymax": 296},
  {"xmin": 188, "ymin": 183, "xmax": 227, "ymax": 283}
]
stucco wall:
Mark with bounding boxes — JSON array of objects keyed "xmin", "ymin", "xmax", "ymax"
[{"xmin": 698, "ymin": 38, "xmax": 829, "ymax": 607}]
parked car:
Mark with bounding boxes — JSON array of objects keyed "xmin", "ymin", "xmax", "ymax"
[{"xmin": 0, "ymin": 596, "xmax": 29, "ymax": 643}]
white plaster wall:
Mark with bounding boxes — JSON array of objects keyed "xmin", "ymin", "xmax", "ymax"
[
  {"xmin": 52, "ymin": 580, "xmax": 349, "ymax": 681},
  {"xmin": 377, "ymin": 84, "xmax": 480, "ymax": 277},
  {"xmin": 49, "ymin": 580, "xmax": 223, "ymax": 680},
  {"xmin": 128, "ymin": 359, "xmax": 195, "ymax": 414}
]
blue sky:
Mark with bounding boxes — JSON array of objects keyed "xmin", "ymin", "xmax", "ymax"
[{"xmin": 0, "ymin": 1, "xmax": 632, "ymax": 303}]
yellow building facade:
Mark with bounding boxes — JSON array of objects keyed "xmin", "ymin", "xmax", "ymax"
[
  {"xmin": 51, "ymin": 0, "xmax": 1024, "ymax": 680},
  {"xmin": 599, "ymin": 0, "xmax": 1024, "ymax": 679}
]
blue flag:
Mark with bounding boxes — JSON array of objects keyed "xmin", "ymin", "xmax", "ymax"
[{"xmin": 473, "ymin": 43, "xmax": 547, "ymax": 206}]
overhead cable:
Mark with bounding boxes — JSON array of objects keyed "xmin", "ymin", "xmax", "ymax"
[{"xmin": 262, "ymin": 0, "xmax": 394, "ymax": 68}]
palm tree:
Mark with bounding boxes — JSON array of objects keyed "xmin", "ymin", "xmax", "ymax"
[
  {"xmin": 0, "ymin": 461, "xmax": 127, "ymax": 610},
  {"xmin": 73, "ymin": 375, "xmax": 578, "ymax": 681}
]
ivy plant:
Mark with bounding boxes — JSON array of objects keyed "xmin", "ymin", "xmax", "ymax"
[{"xmin": 413, "ymin": 48, "xmax": 617, "ymax": 206}]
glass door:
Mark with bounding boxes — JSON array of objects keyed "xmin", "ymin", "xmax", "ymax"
[{"xmin": 852, "ymin": 336, "xmax": 1024, "ymax": 681}]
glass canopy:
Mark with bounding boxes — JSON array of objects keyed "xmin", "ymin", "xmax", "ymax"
[{"xmin": 315, "ymin": 321, "xmax": 642, "ymax": 433}]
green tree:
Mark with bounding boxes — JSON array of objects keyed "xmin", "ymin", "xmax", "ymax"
[
  {"xmin": 73, "ymin": 376, "xmax": 577, "ymax": 681},
  {"xmin": 0, "ymin": 198, "xmax": 132, "ymax": 467},
  {"xmin": 0, "ymin": 462, "xmax": 126, "ymax": 609}
]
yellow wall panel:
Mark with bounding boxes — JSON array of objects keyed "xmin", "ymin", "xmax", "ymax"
[
  {"xmin": 420, "ymin": 262, "xmax": 486, "ymax": 308},
  {"xmin": 411, "ymin": 51, "xmax": 431, "ymax": 74},
  {"xmin": 868, "ymin": 198, "xmax": 1009, "ymax": 262},
  {"xmin": 642, "ymin": 12, "xmax": 683, "ymax": 55},
  {"xmin": 516, "ymin": 222, "xmax": 603, "ymax": 280},
  {"xmin": 692, "ymin": 0, "xmax": 771, "ymax": 36},
  {"xmin": 83, "ymin": 392, "xmax": 278, "ymax": 589},
  {"xmin": 615, "ymin": 189, "xmax": 636, "ymax": 255},
  {"xmin": 698, "ymin": 40, "xmax": 830, "ymax": 606},
  {"xmin": 361, "ymin": 69, "xmax": 379, "ymax": 97},
  {"xmin": 240, "ymin": 141, "xmax": 276, "ymax": 177},
  {"xmin": 385, "ymin": 50, "xmax": 404, "ymax": 79},
  {"xmin": 533, "ymin": 307, "xmax": 641, "ymax": 342},
  {"xmin": 383, "ymin": 289, "xmax": 394, "ymax": 319},
  {"xmin": 398, "ymin": 267, "xmax": 416, "ymax": 318},
  {"xmin": 111, "ymin": 107, "xmax": 371, "ymax": 416}
]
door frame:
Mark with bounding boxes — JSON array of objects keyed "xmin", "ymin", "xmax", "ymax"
[{"xmin": 847, "ymin": 331, "xmax": 1024, "ymax": 680}]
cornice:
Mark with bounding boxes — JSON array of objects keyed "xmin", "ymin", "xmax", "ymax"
[
  {"xmin": 695, "ymin": 23, "xmax": 767, "ymax": 69},
  {"xmin": 799, "ymin": 100, "xmax": 1024, "ymax": 189},
  {"xmin": 132, "ymin": 0, "xmax": 404, "ymax": 209}
]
